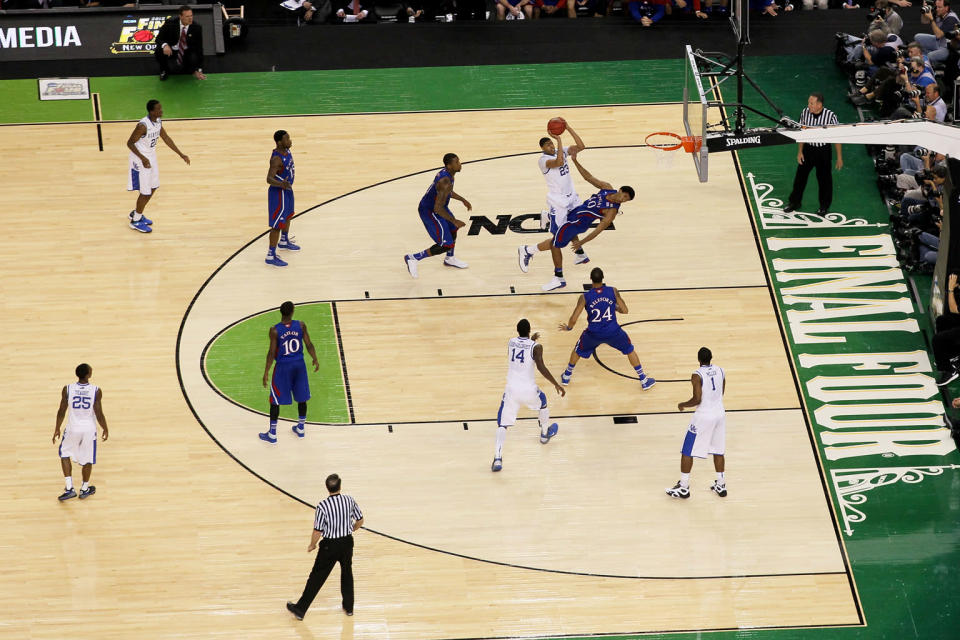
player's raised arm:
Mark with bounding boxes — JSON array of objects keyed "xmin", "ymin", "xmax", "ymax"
[
  {"xmin": 300, "ymin": 322, "xmax": 321, "ymax": 372},
  {"xmin": 53, "ymin": 385, "xmax": 68, "ymax": 443},
  {"xmin": 544, "ymin": 134, "xmax": 566, "ymax": 169},
  {"xmin": 533, "ymin": 343, "xmax": 566, "ymax": 396},
  {"xmin": 159, "ymin": 126, "xmax": 190, "ymax": 165},
  {"xmin": 560, "ymin": 294, "xmax": 587, "ymax": 331},
  {"xmin": 677, "ymin": 374, "xmax": 703, "ymax": 412},
  {"xmin": 566, "ymin": 124, "xmax": 586, "ymax": 153},
  {"xmin": 126, "ymin": 123, "xmax": 150, "ymax": 167},
  {"xmin": 93, "ymin": 388, "xmax": 109, "ymax": 442},
  {"xmin": 570, "ymin": 154, "xmax": 613, "ymax": 191},
  {"xmin": 263, "ymin": 326, "xmax": 279, "ymax": 387},
  {"xmin": 614, "ymin": 287, "xmax": 629, "ymax": 314}
]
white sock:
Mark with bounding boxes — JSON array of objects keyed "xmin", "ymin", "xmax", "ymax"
[
  {"xmin": 131, "ymin": 211, "xmax": 143, "ymax": 222},
  {"xmin": 717, "ymin": 472, "xmax": 725, "ymax": 483},
  {"xmin": 81, "ymin": 481, "xmax": 89, "ymax": 491},
  {"xmin": 495, "ymin": 426, "xmax": 507, "ymax": 458},
  {"xmin": 64, "ymin": 477, "xmax": 73, "ymax": 490},
  {"xmin": 538, "ymin": 407, "xmax": 550, "ymax": 435},
  {"xmin": 680, "ymin": 472, "xmax": 690, "ymax": 488},
  {"xmin": 525, "ymin": 245, "xmax": 540, "ymax": 255}
]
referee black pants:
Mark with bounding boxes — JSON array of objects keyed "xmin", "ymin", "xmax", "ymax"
[
  {"xmin": 788, "ymin": 144, "xmax": 833, "ymax": 211},
  {"xmin": 295, "ymin": 536, "xmax": 354, "ymax": 613}
]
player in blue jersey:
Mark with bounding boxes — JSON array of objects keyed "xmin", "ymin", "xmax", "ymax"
[
  {"xmin": 265, "ymin": 130, "xmax": 300, "ymax": 268},
  {"xmin": 558, "ymin": 267, "xmax": 655, "ymax": 389},
  {"xmin": 260, "ymin": 301, "xmax": 321, "ymax": 443},
  {"xmin": 404, "ymin": 153, "xmax": 473, "ymax": 279},
  {"xmin": 519, "ymin": 149, "xmax": 635, "ymax": 291}
]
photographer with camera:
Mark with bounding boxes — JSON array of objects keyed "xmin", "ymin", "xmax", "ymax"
[
  {"xmin": 862, "ymin": 28, "xmax": 901, "ymax": 73},
  {"xmin": 888, "ymin": 56, "xmax": 937, "ymax": 116},
  {"xmin": 869, "ymin": 0, "xmax": 903, "ymax": 34},
  {"xmin": 915, "ymin": 0, "xmax": 960, "ymax": 65},
  {"xmin": 923, "ymin": 82, "xmax": 948, "ymax": 120}
]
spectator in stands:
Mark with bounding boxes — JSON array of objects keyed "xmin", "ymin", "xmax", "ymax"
[
  {"xmin": 497, "ymin": 0, "xmax": 535, "ymax": 19},
  {"xmin": 803, "ymin": 0, "xmax": 828, "ymax": 9},
  {"xmin": 626, "ymin": 0, "xmax": 665, "ymax": 24},
  {"xmin": 702, "ymin": 0, "xmax": 729, "ymax": 15},
  {"xmin": 154, "ymin": 6, "xmax": 206, "ymax": 81},
  {"xmin": 534, "ymin": 0, "xmax": 570, "ymax": 18},
  {"xmin": 278, "ymin": 0, "xmax": 331, "ymax": 24},
  {"xmin": 670, "ymin": 0, "xmax": 709, "ymax": 19},
  {"xmin": 335, "ymin": 0, "xmax": 375, "ymax": 21},
  {"xmin": 915, "ymin": 0, "xmax": 960, "ymax": 65},
  {"xmin": 752, "ymin": 0, "xmax": 792, "ymax": 16},
  {"xmin": 569, "ymin": 0, "xmax": 605, "ymax": 16},
  {"xmin": 402, "ymin": 0, "xmax": 434, "ymax": 21}
]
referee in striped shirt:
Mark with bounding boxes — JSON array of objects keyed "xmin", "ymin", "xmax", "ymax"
[
  {"xmin": 287, "ymin": 473, "xmax": 364, "ymax": 620},
  {"xmin": 783, "ymin": 93, "xmax": 843, "ymax": 215}
]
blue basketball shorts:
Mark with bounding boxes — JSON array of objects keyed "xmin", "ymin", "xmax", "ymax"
[
  {"xmin": 552, "ymin": 216, "xmax": 594, "ymax": 249},
  {"xmin": 419, "ymin": 208, "xmax": 457, "ymax": 248},
  {"xmin": 268, "ymin": 186, "xmax": 295, "ymax": 228},
  {"xmin": 574, "ymin": 327, "xmax": 635, "ymax": 359},
  {"xmin": 270, "ymin": 359, "xmax": 311, "ymax": 405}
]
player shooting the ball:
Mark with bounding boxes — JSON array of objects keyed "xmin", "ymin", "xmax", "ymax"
[{"xmin": 518, "ymin": 140, "xmax": 635, "ymax": 292}]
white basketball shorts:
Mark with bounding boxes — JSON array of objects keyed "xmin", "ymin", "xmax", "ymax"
[
  {"xmin": 546, "ymin": 191, "xmax": 580, "ymax": 230},
  {"xmin": 128, "ymin": 153, "xmax": 160, "ymax": 196},
  {"xmin": 680, "ymin": 411, "xmax": 725, "ymax": 459},
  {"xmin": 497, "ymin": 384, "xmax": 546, "ymax": 427},
  {"xmin": 59, "ymin": 427, "xmax": 98, "ymax": 465}
]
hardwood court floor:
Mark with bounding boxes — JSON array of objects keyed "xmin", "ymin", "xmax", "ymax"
[{"xmin": 1, "ymin": 104, "xmax": 861, "ymax": 639}]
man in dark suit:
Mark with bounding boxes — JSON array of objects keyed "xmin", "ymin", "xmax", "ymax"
[{"xmin": 154, "ymin": 5, "xmax": 207, "ymax": 81}]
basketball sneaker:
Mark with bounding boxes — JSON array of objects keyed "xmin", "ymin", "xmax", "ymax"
[
  {"xmin": 710, "ymin": 481, "xmax": 727, "ymax": 497},
  {"xmin": 491, "ymin": 457, "xmax": 503, "ymax": 472},
  {"xmin": 518, "ymin": 246, "xmax": 533, "ymax": 273},
  {"xmin": 404, "ymin": 254, "xmax": 419, "ymax": 279},
  {"xmin": 665, "ymin": 482, "xmax": 690, "ymax": 499},
  {"xmin": 640, "ymin": 376, "xmax": 656, "ymax": 390},
  {"xmin": 561, "ymin": 372, "xmax": 571, "ymax": 386},
  {"xmin": 58, "ymin": 488, "xmax": 77, "ymax": 501},
  {"xmin": 278, "ymin": 236, "xmax": 301, "ymax": 251},
  {"xmin": 443, "ymin": 256, "xmax": 469, "ymax": 269},
  {"xmin": 265, "ymin": 255, "xmax": 288, "ymax": 267},
  {"xmin": 573, "ymin": 251, "xmax": 590, "ymax": 265},
  {"xmin": 79, "ymin": 486, "xmax": 96, "ymax": 499},
  {"xmin": 129, "ymin": 211, "xmax": 153, "ymax": 225},
  {"xmin": 292, "ymin": 424, "xmax": 305, "ymax": 438},
  {"xmin": 539, "ymin": 422, "xmax": 559, "ymax": 444},
  {"xmin": 542, "ymin": 276, "xmax": 566, "ymax": 291},
  {"xmin": 258, "ymin": 431, "xmax": 278, "ymax": 444},
  {"xmin": 129, "ymin": 218, "xmax": 152, "ymax": 233}
]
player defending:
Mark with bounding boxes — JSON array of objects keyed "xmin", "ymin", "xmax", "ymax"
[
  {"xmin": 666, "ymin": 347, "xmax": 727, "ymax": 499},
  {"xmin": 266, "ymin": 130, "xmax": 300, "ymax": 267},
  {"xmin": 558, "ymin": 267, "xmax": 655, "ymax": 390},
  {"xmin": 404, "ymin": 153, "xmax": 473, "ymax": 278},
  {"xmin": 126, "ymin": 99, "xmax": 190, "ymax": 233},
  {"xmin": 260, "ymin": 301, "xmax": 320, "ymax": 443},
  {"xmin": 53, "ymin": 364, "xmax": 109, "ymax": 500},
  {"xmin": 535, "ymin": 126, "xmax": 591, "ymax": 263},
  {"xmin": 492, "ymin": 319, "xmax": 566, "ymax": 472},
  {"xmin": 519, "ymin": 150, "xmax": 634, "ymax": 291}
]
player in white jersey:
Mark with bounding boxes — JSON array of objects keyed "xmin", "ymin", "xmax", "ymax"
[
  {"xmin": 53, "ymin": 364, "xmax": 109, "ymax": 501},
  {"xmin": 666, "ymin": 347, "xmax": 727, "ymax": 499},
  {"xmin": 492, "ymin": 319, "xmax": 566, "ymax": 472},
  {"xmin": 125, "ymin": 99, "xmax": 191, "ymax": 233}
]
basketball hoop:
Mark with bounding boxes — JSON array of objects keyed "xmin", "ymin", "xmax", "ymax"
[{"xmin": 644, "ymin": 131, "xmax": 703, "ymax": 154}]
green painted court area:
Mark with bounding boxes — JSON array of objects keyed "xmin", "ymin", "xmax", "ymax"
[{"xmin": 204, "ymin": 303, "xmax": 350, "ymax": 424}]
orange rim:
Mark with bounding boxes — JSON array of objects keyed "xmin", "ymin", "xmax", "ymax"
[{"xmin": 645, "ymin": 131, "xmax": 683, "ymax": 151}]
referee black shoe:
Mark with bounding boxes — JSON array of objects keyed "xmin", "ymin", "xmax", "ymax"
[
  {"xmin": 782, "ymin": 203, "xmax": 799, "ymax": 213},
  {"xmin": 286, "ymin": 602, "xmax": 304, "ymax": 620}
]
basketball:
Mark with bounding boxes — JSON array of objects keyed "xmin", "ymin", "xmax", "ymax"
[{"xmin": 547, "ymin": 117, "xmax": 566, "ymax": 136}]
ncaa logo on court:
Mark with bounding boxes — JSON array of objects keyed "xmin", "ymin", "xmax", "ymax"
[{"xmin": 466, "ymin": 213, "xmax": 615, "ymax": 236}]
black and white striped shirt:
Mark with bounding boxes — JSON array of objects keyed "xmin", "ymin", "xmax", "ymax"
[
  {"xmin": 313, "ymin": 493, "xmax": 363, "ymax": 539},
  {"xmin": 799, "ymin": 106, "xmax": 839, "ymax": 147}
]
